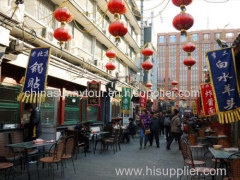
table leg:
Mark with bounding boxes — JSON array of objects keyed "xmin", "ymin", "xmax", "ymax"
[
  {"xmin": 25, "ymin": 148, "xmax": 31, "ymax": 180},
  {"xmin": 214, "ymin": 158, "xmax": 218, "ymax": 180}
]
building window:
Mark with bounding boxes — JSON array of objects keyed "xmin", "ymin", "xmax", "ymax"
[
  {"xmin": 214, "ymin": 33, "xmax": 221, "ymax": 40},
  {"xmin": 226, "ymin": 32, "xmax": 234, "ymax": 39},
  {"xmin": 192, "ymin": 34, "xmax": 199, "ymax": 41},
  {"xmin": 203, "ymin": 33, "xmax": 210, "ymax": 40},
  {"xmin": 158, "ymin": 36, "xmax": 165, "ymax": 43},
  {"xmin": 169, "ymin": 35, "xmax": 176, "ymax": 43},
  {"xmin": 180, "ymin": 35, "xmax": 186, "ymax": 42}
]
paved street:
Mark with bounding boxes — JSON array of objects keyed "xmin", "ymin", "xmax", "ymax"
[{"xmin": 14, "ymin": 135, "xmax": 222, "ymax": 180}]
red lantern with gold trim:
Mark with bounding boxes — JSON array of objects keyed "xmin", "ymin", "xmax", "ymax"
[
  {"xmin": 142, "ymin": 48, "xmax": 154, "ymax": 57},
  {"xmin": 146, "ymin": 83, "xmax": 152, "ymax": 88},
  {"xmin": 54, "ymin": 28, "xmax": 72, "ymax": 44},
  {"xmin": 54, "ymin": 7, "xmax": 73, "ymax": 23},
  {"xmin": 183, "ymin": 57, "xmax": 196, "ymax": 70},
  {"xmin": 183, "ymin": 42, "xmax": 196, "ymax": 56},
  {"xmin": 172, "ymin": 0, "xmax": 193, "ymax": 11},
  {"xmin": 106, "ymin": 49, "xmax": 117, "ymax": 59},
  {"xmin": 171, "ymin": 87, "xmax": 178, "ymax": 92},
  {"xmin": 106, "ymin": 62, "xmax": 116, "ymax": 71},
  {"xmin": 142, "ymin": 60, "xmax": 153, "ymax": 72},
  {"xmin": 173, "ymin": 12, "xmax": 194, "ymax": 36},
  {"xmin": 171, "ymin": 80, "xmax": 178, "ymax": 86},
  {"xmin": 108, "ymin": 0, "xmax": 127, "ymax": 18},
  {"xmin": 109, "ymin": 21, "xmax": 128, "ymax": 42}
]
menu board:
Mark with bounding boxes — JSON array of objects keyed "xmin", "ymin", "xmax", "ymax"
[{"xmin": 87, "ymin": 81, "xmax": 101, "ymax": 106}]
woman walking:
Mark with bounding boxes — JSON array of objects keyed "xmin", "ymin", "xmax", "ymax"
[{"xmin": 139, "ymin": 110, "xmax": 151, "ymax": 150}]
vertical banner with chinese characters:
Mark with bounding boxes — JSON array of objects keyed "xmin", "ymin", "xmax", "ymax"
[
  {"xmin": 17, "ymin": 47, "xmax": 51, "ymax": 103},
  {"xmin": 192, "ymin": 101, "xmax": 198, "ymax": 115},
  {"xmin": 121, "ymin": 87, "xmax": 132, "ymax": 114},
  {"xmin": 140, "ymin": 92, "xmax": 147, "ymax": 110},
  {"xmin": 207, "ymin": 48, "xmax": 240, "ymax": 124},
  {"xmin": 197, "ymin": 97, "xmax": 204, "ymax": 117},
  {"xmin": 200, "ymin": 83, "xmax": 216, "ymax": 116},
  {"xmin": 87, "ymin": 81, "xmax": 101, "ymax": 106}
]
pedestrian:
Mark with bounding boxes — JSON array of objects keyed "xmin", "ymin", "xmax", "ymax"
[
  {"xmin": 150, "ymin": 112, "xmax": 160, "ymax": 148},
  {"xmin": 166, "ymin": 109, "xmax": 183, "ymax": 150},
  {"xmin": 139, "ymin": 110, "xmax": 151, "ymax": 150},
  {"xmin": 75, "ymin": 122, "xmax": 91, "ymax": 153},
  {"xmin": 23, "ymin": 103, "xmax": 42, "ymax": 141},
  {"xmin": 159, "ymin": 112, "xmax": 165, "ymax": 136},
  {"xmin": 121, "ymin": 118, "xmax": 137, "ymax": 143},
  {"xmin": 164, "ymin": 111, "xmax": 171, "ymax": 142}
]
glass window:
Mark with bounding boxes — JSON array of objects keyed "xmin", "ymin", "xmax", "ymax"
[
  {"xmin": 226, "ymin": 32, "xmax": 234, "ymax": 39},
  {"xmin": 192, "ymin": 34, "xmax": 199, "ymax": 41},
  {"xmin": 203, "ymin": 33, "xmax": 210, "ymax": 40},
  {"xmin": 180, "ymin": 35, "xmax": 186, "ymax": 42},
  {"xmin": 214, "ymin": 33, "xmax": 221, "ymax": 40},
  {"xmin": 169, "ymin": 35, "xmax": 176, "ymax": 43},
  {"xmin": 158, "ymin": 36, "xmax": 165, "ymax": 43}
]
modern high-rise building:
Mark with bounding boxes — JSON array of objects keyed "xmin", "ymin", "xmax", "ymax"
[{"xmin": 157, "ymin": 29, "xmax": 240, "ymax": 106}]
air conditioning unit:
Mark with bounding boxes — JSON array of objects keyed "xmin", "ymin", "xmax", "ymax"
[{"xmin": 42, "ymin": 28, "xmax": 58, "ymax": 45}]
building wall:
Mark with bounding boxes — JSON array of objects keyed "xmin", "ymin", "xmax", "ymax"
[{"xmin": 157, "ymin": 29, "xmax": 240, "ymax": 106}]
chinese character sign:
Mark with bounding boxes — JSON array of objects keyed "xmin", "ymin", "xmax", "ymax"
[
  {"xmin": 153, "ymin": 99, "xmax": 159, "ymax": 111},
  {"xmin": 207, "ymin": 48, "xmax": 240, "ymax": 123},
  {"xmin": 192, "ymin": 102, "xmax": 197, "ymax": 115},
  {"xmin": 197, "ymin": 97, "xmax": 204, "ymax": 117},
  {"xmin": 200, "ymin": 83, "xmax": 216, "ymax": 116},
  {"xmin": 17, "ymin": 47, "xmax": 51, "ymax": 103},
  {"xmin": 121, "ymin": 87, "xmax": 132, "ymax": 114},
  {"xmin": 140, "ymin": 92, "xmax": 147, "ymax": 110},
  {"xmin": 87, "ymin": 81, "xmax": 101, "ymax": 106}
]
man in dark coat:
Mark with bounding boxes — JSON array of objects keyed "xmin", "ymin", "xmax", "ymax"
[
  {"xmin": 150, "ymin": 112, "xmax": 160, "ymax": 148},
  {"xmin": 24, "ymin": 103, "xmax": 42, "ymax": 141},
  {"xmin": 121, "ymin": 118, "xmax": 137, "ymax": 143}
]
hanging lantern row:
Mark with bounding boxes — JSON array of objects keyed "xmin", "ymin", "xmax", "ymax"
[
  {"xmin": 53, "ymin": 7, "xmax": 73, "ymax": 46},
  {"xmin": 141, "ymin": 47, "xmax": 154, "ymax": 73},
  {"xmin": 183, "ymin": 42, "xmax": 196, "ymax": 70},
  {"xmin": 105, "ymin": 49, "xmax": 117, "ymax": 71},
  {"xmin": 172, "ymin": 0, "xmax": 194, "ymax": 36},
  {"xmin": 171, "ymin": 80, "xmax": 178, "ymax": 86},
  {"xmin": 108, "ymin": 0, "xmax": 128, "ymax": 43},
  {"xmin": 146, "ymin": 83, "xmax": 152, "ymax": 88}
]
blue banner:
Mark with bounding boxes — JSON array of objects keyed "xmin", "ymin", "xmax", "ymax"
[
  {"xmin": 207, "ymin": 48, "xmax": 240, "ymax": 123},
  {"xmin": 18, "ymin": 47, "xmax": 51, "ymax": 103}
]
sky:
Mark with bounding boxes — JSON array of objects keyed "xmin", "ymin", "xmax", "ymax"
[{"xmin": 136, "ymin": 0, "xmax": 240, "ymax": 42}]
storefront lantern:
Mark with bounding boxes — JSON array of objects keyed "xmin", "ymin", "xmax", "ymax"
[
  {"xmin": 108, "ymin": 0, "xmax": 127, "ymax": 19},
  {"xmin": 53, "ymin": 28, "xmax": 72, "ymax": 44},
  {"xmin": 146, "ymin": 83, "xmax": 152, "ymax": 88},
  {"xmin": 106, "ymin": 49, "xmax": 117, "ymax": 59},
  {"xmin": 172, "ymin": 0, "xmax": 193, "ymax": 11},
  {"xmin": 54, "ymin": 7, "xmax": 73, "ymax": 23},
  {"xmin": 141, "ymin": 60, "xmax": 153, "ymax": 72},
  {"xmin": 142, "ymin": 48, "xmax": 154, "ymax": 57},
  {"xmin": 171, "ymin": 80, "xmax": 179, "ymax": 86},
  {"xmin": 171, "ymin": 87, "xmax": 179, "ymax": 92}
]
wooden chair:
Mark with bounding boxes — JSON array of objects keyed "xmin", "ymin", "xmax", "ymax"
[
  {"xmin": 183, "ymin": 140, "xmax": 215, "ymax": 180},
  {"xmin": 188, "ymin": 134, "xmax": 205, "ymax": 159},
  {"xmin": 223, "ymin": 152, "xmax": 240, "ymax": 180},
  {"xmin": 61, "ymin": 136, "xmax": 76, "ymax": 174},
  {"xmin": 102, "ymin": 129, "xmax": 120, "ymax": 154},
  {"xmin": 0, "ymin": 162, "xmax": 14, "ymax": 180},
  {"xmin": 65, "ymin": 130, "xmax": 86, "ymax": 159},
  {"xmin": 39, "ymin": 141, "xmax": 65, "ymax": 179}
]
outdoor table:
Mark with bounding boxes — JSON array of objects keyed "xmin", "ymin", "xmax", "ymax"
[
  {"xmin": 209, "ymin": 148, "xmax": 238, "ymax": 179},
  {"xmin": 6, "ymin": 141, "xmax": 54, "ymax": 180},
  {"xmin": 90, "ymin": 131, "xmax": 109, "ymax": 154}
]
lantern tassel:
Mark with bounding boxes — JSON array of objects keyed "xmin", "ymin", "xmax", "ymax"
[{"xmin": 181, "ymin": 29, "xmax": 187, "ymax": 36}]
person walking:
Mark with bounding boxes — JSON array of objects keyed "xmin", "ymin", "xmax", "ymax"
[
  {"xmin": 159, "ymin": 112, "xmax": 165, "ymax": 136},
  {"xmin": 150, "ymin": 112, "xmax": 160, "ymax": 148},
  {"xmin": 166, "ymin": 109, "xmax": 183, "ymax": 150},
  {"xmin": 164, "ymin": 111, "xmax": 171, "ymax": 142},
  {"xmin": 139, "ymin": 110, "xmax": 151, "ymax": 150}
]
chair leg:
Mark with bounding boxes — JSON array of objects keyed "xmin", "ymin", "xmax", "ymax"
[{"xmin": 71, "ymin": 157, "xmax": 76, "ymax": 174}]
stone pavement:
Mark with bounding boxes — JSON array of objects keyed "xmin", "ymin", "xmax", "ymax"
[{"xmin": 14, "ymin": 135, "xmax": 223, "ymax": 180}]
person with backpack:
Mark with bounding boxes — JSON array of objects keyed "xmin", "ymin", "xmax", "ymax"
[
  {"xmin": 166, "ymin": 109, "xmax": 183, "ymax": 150},
  {"xmin": 164, "ymin": 111, "xmax": 171, "ymax": 142}
]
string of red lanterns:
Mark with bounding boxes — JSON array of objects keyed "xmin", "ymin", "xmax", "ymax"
[
  {"xmin": 141, "ymin": 47, "xmax": 154, "ymax": 73},
  {"xmin": 183, "ymin": 42, "xmax": 196, "ymax": 70},
  {"xmin": 105, "ymin": 49, "xmax": 117, "ymax": 71},
  {"xmin": 108, "ymin": 0, "xmax": 128, "ymax": 43},
  {"xmin": 53, "ymin": 7, "xmax": 73, "ymax": 46}
]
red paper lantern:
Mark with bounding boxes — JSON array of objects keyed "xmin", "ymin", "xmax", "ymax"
[
  {"xmin": 142, "ymin": 48, "xmax": 154, "ymax": 57},
  {"xmin": 105, "ymin": 62, "xmax": 116, "ymax": 71},
  {"xmin": 54, "ymin": 28, "xmax": 71, "ymax": 44},
  {"xmin": 183, "ymin": 57, "xmax": 196, "ymax": 70},
  {"xmin": 108, "ymin": 0, "xmax": 127, "ymax": 16},
  {"xmin": 171, "ymin": 87, "xmax": 178, "ymax": 92},
  {"xmin": 183, "ymin": 42, "xmax": 196, "ymax": 56},
  {"xmin": 142, "ymin": 60, "xmax": 153, "ymax": 72},
  {"xmin": 54, "ymin": 7, "xmax": 73, "ymax": 23},
  {"xmin": 171, "ymin": 80, "xmax": 179, "ymax": 86},
  {"xmin": 172, "ymin": 0, "xmax": 193, "ymax": 8},
  {"xmin": 106, "ymin": 49, "xmax": 117, "ymax": 59},
  {"xmin": 173, "ymin": 12, "xmax": 194, "ymax": 36},
  {"xmin": 146, "ymin": 83, "xmax": 152, "ymax": 88},
  {"xmin": 108, "ymin": 21, "xmax": 128, "ymax": 42}
]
